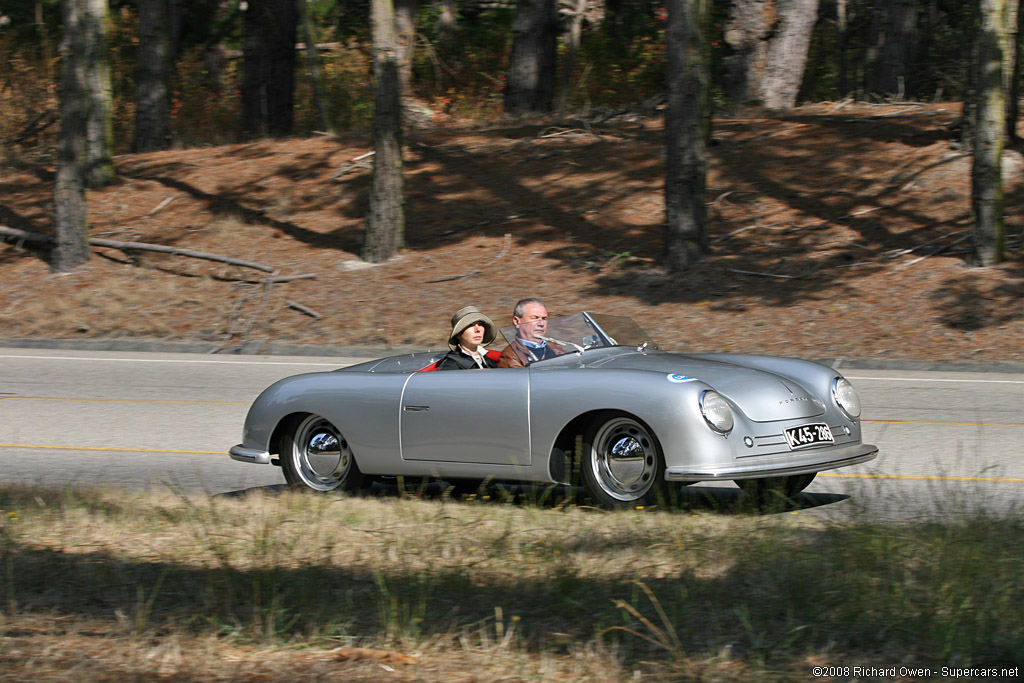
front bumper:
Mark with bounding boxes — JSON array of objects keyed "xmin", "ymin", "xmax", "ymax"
[
  {"xmin": 664, "ymin": 442, "xmax": 878, "ymax": 481},
  {"xmin": 229, "ymin": 444, "xmax": 272, "ymax": 465}
]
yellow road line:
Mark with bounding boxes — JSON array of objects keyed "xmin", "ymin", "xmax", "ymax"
[
  {"xmin": 818, "ymin": 472, "xmax": 1024, "ymax": 483},
  {"xmin": 0, "ymin": 396, "xmax": 246, "ymax": 405},
  {"xmin": 0, "ymin": 443, "xmax": 223, "ymax": 455},
  {"xmin": 863, "ymin": 419, "xmax": 1024, "ymax": 428}
]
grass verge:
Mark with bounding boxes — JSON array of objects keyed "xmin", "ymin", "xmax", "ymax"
[{"xmin": 0, "ymin": 484, "xmax": 1021, "ymax": 681}]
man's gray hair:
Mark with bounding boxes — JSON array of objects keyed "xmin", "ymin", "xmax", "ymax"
[{"xmin": 513, "ymin": 297, "xmax": 545, "ymax": 318}]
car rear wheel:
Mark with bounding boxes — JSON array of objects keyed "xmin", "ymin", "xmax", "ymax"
[
  {"xmin": 581, "ymin": 412, "xmax": 671, "ymax": 509},
  {"xmin": 280, "ymin": 414, "xmax": 369, "ymax": 492},
  {"xmin": 735, "ymin": 473, "xmax": 816, "ymax": 506}
]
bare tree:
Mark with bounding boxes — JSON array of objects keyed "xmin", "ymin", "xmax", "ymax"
[
  {"xmin": 836, "ymin": 0, "xmax": 849, "ymax": 97},
  {"xmin": 133, "ymin": 0, "xmax": 172, "ymax": 152},
  {"xmin": 558, "ymin": 0, "xmax": 591, "ymax": 112},
  {"xmin": 970, "ymin": 0, "xmax": 1012, "ymax": 266},
  {"xmin": 363, "ymin": 0, "xmax": 406, "ymax": 263},
  {"xmin": 298, "ymin": 0, "xmax": 334, "ymax": 134},
  {"xmin": 241, "ymin": 0, "xmax": 298, "ymax": 138},
  {"xmin": 434, "ymin": 0, "xmax": 458, "ymax": 41},
  {"xmin": 1005, "ymin": 0, "xmax": 1021, "ymax": 142},
  {"xmin": 83, "ymin": 0, "xmax": 114, "ymax": 187},
  {"xmin": 505, "ymin": 0, "xmax": 558, "ymax": 115},
  {"xmin": 866, "ymin": 0, "xmax": 918, "ymax": 100},
  {"xmin": 53, "ymin": 0, "xmax": 91, "ymax": 272},
  {"xmin": 722, "ymin": 0, "xmax": 819, "ymax": 111},
  {"xmin": 664, "ymin": 0, "xmax": 710, "ymax": 272},
  {"xmin": 395, "ymin": 0, "xmax": 418, "ymax": 95}
]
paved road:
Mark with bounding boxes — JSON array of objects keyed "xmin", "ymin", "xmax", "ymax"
[{"xmin": 2, "ymin": 348, "xmax": 1022, "ymax": 519}]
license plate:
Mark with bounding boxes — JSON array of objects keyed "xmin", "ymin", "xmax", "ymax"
[{"xmin": 784, "ymin": 423, "xmax": 834, "ymax": 450}]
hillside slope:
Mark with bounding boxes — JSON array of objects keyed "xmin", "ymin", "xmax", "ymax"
[{"xmin": 2, "ymin": 102, "xmax": 1023, "ymax": 363}]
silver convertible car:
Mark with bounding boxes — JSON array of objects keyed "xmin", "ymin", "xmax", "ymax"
[{"xmin": 229, "ymin": 313, "xmax": 878, "ymax": 508}]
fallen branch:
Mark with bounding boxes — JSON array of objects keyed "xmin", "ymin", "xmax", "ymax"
[
  {"xmin": 880, "ymin": 229, "xmax": 961, "ymax": 261},
  {"xmin": 287, "ymin": 300, "xmax": 322, "ymax": 319},
  {"xmin": 265, "ymin": 273, "xmax": 317, "ymax": 283},
  {"xmin": 332, "ymin": 151, "xmax": 375, "ymax": 179},
  {"xmin": 728, "ymin": 268, "xmax": 801, "ymax": 280},
  {"xmin": 3, "ymin": 110, "xmax": 57, "ymax": 145},
  {"xmin": 0, "ymin": 225, "xmax": 275, "ymax": 272},
  {"xmin": 899, "ymin": 233, "xmax": 971, "ymax": 268},
  {"xmin": 144, "ymin": 196, "xmax": 175, "ymax": 217}
]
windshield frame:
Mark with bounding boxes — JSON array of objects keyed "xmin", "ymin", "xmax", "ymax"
[{"xmin": 498, "ymin": 312, "xmax": 658, "ymax": 365}]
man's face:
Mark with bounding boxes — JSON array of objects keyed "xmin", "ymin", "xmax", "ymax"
[{"xmin": 513, "ymin": 303, "xmax": 548, "ymax": 342}]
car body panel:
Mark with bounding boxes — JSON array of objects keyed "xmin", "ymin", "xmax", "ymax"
[
  {"xmin": 399, "ymin": 369, "xmax": 531, "ymax": 465},
  {"xmin": 229, "ymin": 313, "xmax": 878, "ymax": 489}
]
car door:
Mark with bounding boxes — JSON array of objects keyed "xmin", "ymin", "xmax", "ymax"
[{"xmin": 399, "ymin": 368, "xmax": 531, "ymax": 465}]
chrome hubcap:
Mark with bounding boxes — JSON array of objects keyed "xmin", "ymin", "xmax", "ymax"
[
  {"xmin": 591, "ymin": 417, "xmax": 657, "ymax": 501},
  {"xmin": 293, "ymin": 415, "xmax": 352, "ymax": 490}
]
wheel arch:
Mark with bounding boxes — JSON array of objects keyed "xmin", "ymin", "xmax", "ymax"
[
  {"xmin": 269, "ymin": 412, "xmax": 309, "ymax": 459},
  {"xmin": 549, "ymin": 408, "xmax": 662, "ymax": 484}
]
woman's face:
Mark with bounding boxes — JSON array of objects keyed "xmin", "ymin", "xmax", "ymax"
[{"xmin": 458, "ymin": 321, "xmax": 487, "ymax": 348}]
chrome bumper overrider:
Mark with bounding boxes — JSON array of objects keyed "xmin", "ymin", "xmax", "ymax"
[
  {"xmin": 229, "ymin": 444, "xmax": 272, "ymax": 465},
  {"xmin": 664, "ymin": 442, "xmax": 879, "ymax": 481}
]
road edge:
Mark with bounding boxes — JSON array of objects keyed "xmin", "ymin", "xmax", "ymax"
[{"xmin": 3, "ymin": 336, "xmax": 1024, "ymax": 373}]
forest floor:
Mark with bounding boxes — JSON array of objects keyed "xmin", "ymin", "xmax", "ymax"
[{"xmin": 2, "ymin": 101, "xmax": 1024, "ymax": 364}]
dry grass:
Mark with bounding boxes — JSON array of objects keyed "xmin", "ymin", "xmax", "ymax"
[{"xmin": 1, "ymin": 484, "xmax": 1022, "ymax": 680}]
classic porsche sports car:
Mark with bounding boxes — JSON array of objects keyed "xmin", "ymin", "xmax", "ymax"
[{"xmin": 229, "ymin": 312, "xmax": 878, "ymax": 508}]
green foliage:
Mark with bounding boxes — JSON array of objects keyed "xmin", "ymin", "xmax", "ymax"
[
  {"xmin": 412, "ymin": 7, "xmax": 514, "ymax": 119},
  {"xmin": 567, "ymin": 10, "xmax": 667, "ymax": 109},
  {"xmin": 0, "ymin": 0, "xmax": 996, "ymax": 151}
]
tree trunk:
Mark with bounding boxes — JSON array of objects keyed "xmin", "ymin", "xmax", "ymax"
[
  {"xmin": 664, "ymin": 0, "xmax": 710, "ymax": 272},
  {"xmin": 298, "ymin": 0, "xmax": 334, "ymax": 134},
  {"xmin": 759, "ymin": 0, "xmax": 819, "ymax": 110},
  {"xmin": 241, "ymin": 0, "xmax": 298, "ymax": 138},
  {"xmin": 558, "ymin": 0, "xmax": 590, "ymax": 112},
  {"xmin": 866, "ymin": 0, "xmax": 917, "ymax": 101},
  {"xmin": 723, "ymin": 0, "xmax": 819, "ymax": 110},
  {"xmin": 53, "ymin": 0, "xmax": 91, "ymax": 273},
  {"xmin": 83, "ymin": 0, "xmax": 114, "ymax": 187},
  {"xmin": 133, "ymin": 0, "xmax": 172, "ymax": 152},
  {"xmin": 1005, "ymin": 0, "xmax": 1021, "ymax": 142},
  {"xmin": 971, "ymin": 0, "xmax": 1009, "ymax": 267},
  {"xmin": 395, "ymin": 0, "xmax": 418, "ymax": 96},
  {"xmin": 504, "ymin": 0, "xmax": 558, "ymax": 115},
  {"xmin": 836, "ymin": 0, "xmax": 848, "ymax": 97},
  {"xmin": 363, "ymin": 0, "xmax": 406, "ymax": 263},
  {"xmin": 434, "ymin": 0, "xmax": 457, "ymax": 42}
]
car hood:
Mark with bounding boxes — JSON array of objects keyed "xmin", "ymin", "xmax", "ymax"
[{"xmin": 582, "ymin": 350, "xmax": 827, "ymax": 421}]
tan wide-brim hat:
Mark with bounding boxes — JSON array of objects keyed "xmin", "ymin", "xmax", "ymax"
[{"xmin": 448, "ymin": 305, "xmax": 496, "ymax": 351}]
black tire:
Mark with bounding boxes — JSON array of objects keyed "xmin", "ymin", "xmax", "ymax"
[
  {"xmin": 580, "ymin": 411, "xmax": 672, "ymax": 509},
  {"xmin": 280, "ymin": 414, "xmax": 370, "ymax": 492},
  {"xmin": 445, "ymin": 478, "xmax": 489, "ymax": 498},
  {"xmin": 735, "ymin": 473, "xmax": 816, "ymax": 507}
]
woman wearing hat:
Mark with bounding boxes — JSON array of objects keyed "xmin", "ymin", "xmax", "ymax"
[{"xmin": 436, "ymin": 305, "xmax": 501, "ymax": 370}]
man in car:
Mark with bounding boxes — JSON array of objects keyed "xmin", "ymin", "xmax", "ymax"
[{"xmin": 497, "ymin": 298, "xmax": 564, "ymax": 368}]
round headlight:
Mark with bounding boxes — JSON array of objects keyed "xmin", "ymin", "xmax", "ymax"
[
  {"xmin": 832, "ymin": 377, "xmax": 861, "ymax": 419},
  {"xmin": 700, "ymin": 390, "xmax": 734, "ymax": 434}
]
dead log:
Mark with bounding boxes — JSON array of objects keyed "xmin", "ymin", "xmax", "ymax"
[
  {"xmin": 287, "ymin": 300, "xmax": 322, "ymax": 319},
  {"xmin": 0, "ymin": 225, "xmax": 274, "ymax": 273}
]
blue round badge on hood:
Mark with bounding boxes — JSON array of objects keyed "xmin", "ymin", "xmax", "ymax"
[{"xmin": 667, "ymin": 374, "xmax": 696, "ymax": 383}]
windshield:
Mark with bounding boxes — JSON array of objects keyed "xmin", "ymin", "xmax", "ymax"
[{"xmin": 498, "ymin": 312, "xmax": 658, "ymax": 365}]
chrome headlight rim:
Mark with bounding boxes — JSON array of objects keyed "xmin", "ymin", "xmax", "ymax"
[
  {"xmin": 699, "ymin": 390, "xmax": 734, "ymax": 435},
  {"xmin": 832, "ymin": 376, "xmax": 862, "ymax": 419}
]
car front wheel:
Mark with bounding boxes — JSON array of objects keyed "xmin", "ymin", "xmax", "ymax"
[
  {"xmin": 280, "ymin": 414, "xmax": 369, "ymax": 492},
  {"xmin": 581, "ymin": 412, "xmax": 671, "ymax": 509}
]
